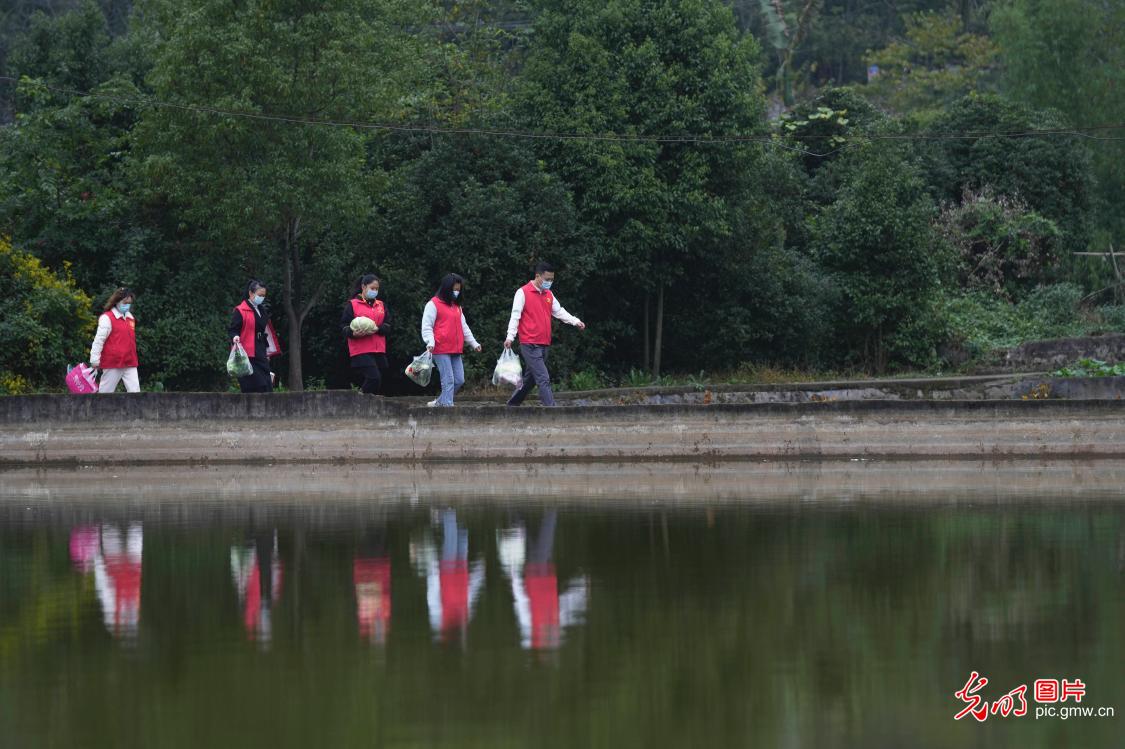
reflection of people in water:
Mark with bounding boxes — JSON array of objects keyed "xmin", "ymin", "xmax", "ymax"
[
  {"xmin": 354, "ymin": 530, "xmax": 391, "ymax": 646},
  {"xmin": 68, "ymin": 524, "xmax": 144, "ymax": 639},
  {"xmin": 498, "ymin": 510, "xmax": 588, "ymax": 651},
  {"xmin": 411, "ymin": 510, "xmax": 485, "ymax": 645},
  {"xmin": 230, "ymin": 530, "xmax": 284, "ymax": 645},
  {"xmin": 69, "ymin": 525, "xmax": 100, "ymax": 573}
]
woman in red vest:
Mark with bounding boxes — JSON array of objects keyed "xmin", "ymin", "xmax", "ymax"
[
  {"xmin": 420, "ymin": 273, "xmax": 482, "ymax": 407},
  {"xmin": 340, "ymin": 274, "xmax": 391, "ymax": 394},
  {"xmin": 89, "ymin": 287, "xmax": 140, "ymax": 393},
  {"xmin": 227, "ymin": 279, "xmax": 274, "ymax": 393}
]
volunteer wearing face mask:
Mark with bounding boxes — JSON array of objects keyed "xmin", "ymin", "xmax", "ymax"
[
  {"xmin": 421, "ymin": 273, "xmax": 482, "ymax": 407},
  {"xmin": 503, "ymin": 262, "xmax": 586, "ymax": 407},
  {"xmin": 89, "ymin": 287, "xmax": 141, "ymax": 393},
  {"xmin": 229, "ymin": 279, "xmax": 274, "ymax": 393},
  {"xmin": 341, "ymin": 273, "xmax": 392, "ymax": 395}
]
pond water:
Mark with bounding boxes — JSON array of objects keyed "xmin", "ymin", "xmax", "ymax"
[{"xmin": 0, "ymin": 463, "xmax": 1121, "ymax": 748}]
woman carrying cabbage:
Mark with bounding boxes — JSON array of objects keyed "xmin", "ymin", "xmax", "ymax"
[{"xmin": 340, "ymin": 274, "xmax": 391, "ymax": 394}]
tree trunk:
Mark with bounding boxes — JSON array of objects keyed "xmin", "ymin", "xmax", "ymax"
[
  {"xmin": 644, "ymin": 295, "xmax": 651, "ymax": 374},
  {"xmin": 281, "ymin": 217, "xmax": 304, "ymax": 392},
  {"xmin": 653, "ymin": 285, "xmax": 665, "ymax": 380}
]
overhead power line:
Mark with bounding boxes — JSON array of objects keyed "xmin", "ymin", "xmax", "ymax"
[{"xmin": 2, "ymin": 75, "xmax": 1122, "ymax": 160}]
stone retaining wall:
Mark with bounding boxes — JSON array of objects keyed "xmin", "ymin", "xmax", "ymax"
[{"xmin": 1, "ymin": 391, "xmax": 1122, "ymax": 465}]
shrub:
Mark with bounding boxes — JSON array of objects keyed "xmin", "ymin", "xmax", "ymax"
[{"xmin": 0, "ymin": 236, "xmax": 96, "ymax": 391}]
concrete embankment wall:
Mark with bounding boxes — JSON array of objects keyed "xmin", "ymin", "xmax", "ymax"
[{"xmin": 1, "ymin": 391, "xmax": 1123, "ymax": 466}]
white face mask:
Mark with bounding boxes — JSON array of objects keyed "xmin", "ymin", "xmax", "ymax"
[
  {"xmin": 540, "ymin": 280, "xmax": 553, "ymax": 291},
  {"xmin": 251, "ymin": 294, "xmax": 265, "ymax": 306},
  {"xmin": 452, "ymin": 290, "xmax": 460, "ymax": 299}
]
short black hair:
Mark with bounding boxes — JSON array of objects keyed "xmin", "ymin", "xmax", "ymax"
[{"xmin": 533, "ymin": 261, "xmax": 555, "ymax": 276}]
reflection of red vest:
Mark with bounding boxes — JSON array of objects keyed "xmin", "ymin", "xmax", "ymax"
[
  {"xmin": 236, "ymin": 301, "xmax": 259, "ymax": 359},
  {"xmin": 242, "ymin": 557, "xmax": 283, "ymax": 637},
  {"xmin": 347, "ymin": 298, "xmax": 387, "ymax": 357},
  {"xmin": 526, "ymin": 564, "xmax": 560, "ymax": 650},
  {"xmin": 439, "ymin": 560, "xmax": 469, "ymax": 635},
  {"xmin": 100, "ymin": 312, "xmax": 138, "ymax": 368},
  {"xmin": 106, "ymin": 558, "xmax": 142, "ymax": 630},
  {"xmin": 431, "ymin": 297, "xmax": 464, "ymax": 355},
  {"xmin": 353, "ymin": 557, "xmax": 391, "ymax": 639},
  {"xmin": 517, "ymin": 282, "xmax": 554, "ymax": 345}
]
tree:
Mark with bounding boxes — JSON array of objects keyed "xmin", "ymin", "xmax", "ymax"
[
  {"xmin": 991, "ymin": 0, "xmax": 1125, "ymax": 243},
  {"xmin": 811, "ymin": 146, "xmax": 948, "ymax": 371},
  {"xmin": 517, "ymin": 0, "xmax": 771, "ymax": 378},
  {"xmin": 0, "ymin": 235, "xmax": 95, "ymax": 392},
  {"xmin": 863, "ymin": 10, "xmax": 997, "ymax": 121},
  {"xmin": 134, "ymin": 0, "xmax": 421, "ymax": 390},
  {"xmin": 921, "ymin": 93, "xmax": 1093, "ymax": 258},
  {"xmin": 755, "ymin": 0, "xmax": 819, "ymax": 106}
]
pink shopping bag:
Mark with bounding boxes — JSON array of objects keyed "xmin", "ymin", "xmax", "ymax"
[{"xmin": 65, "ymin": 363, "xmax": 98, "ymax": 394}]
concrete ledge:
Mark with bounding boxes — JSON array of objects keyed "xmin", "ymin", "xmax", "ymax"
[{"xmin": 1, "ymin": 391, "xmax": 1124, "ymax": 465}]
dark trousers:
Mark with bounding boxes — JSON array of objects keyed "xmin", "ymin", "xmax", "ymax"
[
  {"xmin": 507, "ymin": 343, "xmax": 555, "ymax": 406},
  {"xmin": 238, "ymin": 358, "xmax": 273, "ymax": 393},
  {"xmin": 351, "ymin": 354, "xmax": 388, "ymax": 395}
]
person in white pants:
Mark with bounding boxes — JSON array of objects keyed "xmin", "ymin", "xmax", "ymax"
[{"xmin": 90, "ymin": 287, "xmax": 141, "ymax": 393}]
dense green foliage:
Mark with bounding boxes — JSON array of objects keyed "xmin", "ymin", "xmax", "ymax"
[
  {"xmin": 0, "ymin": 236, "xmax": 95, "ymax": 393},
  {"xmin": 0, "ymin": 0, "xmax": 1120, "ymax": 391}
]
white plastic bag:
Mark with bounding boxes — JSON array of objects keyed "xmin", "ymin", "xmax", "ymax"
[
  {"xmin": 405, "ymin": 351, "xmax": 434, "ymax": 387},
  {"xmin": 492, "ymin": 348, "xmax": 523, "ymax": 388},
  {"xmin": 227, "ymin": 342, "xmax": 253, "ymax": 378}
]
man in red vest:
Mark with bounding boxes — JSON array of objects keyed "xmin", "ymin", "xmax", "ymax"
[{"xmin": 503, "ymin": 262, "xmax": 586, "ymax": 407}]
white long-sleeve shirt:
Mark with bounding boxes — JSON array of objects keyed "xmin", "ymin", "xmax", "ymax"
[
  {"xmin": 421, "ymin": 300, "xmax": 479, "ymax": 350},
  {"xmin": 505, "ymin": 285, "xmax": 582, "ymax": 342},
  {"xmin": 89, "ymin": 308, "xmax": 134, "ymax": 368}
]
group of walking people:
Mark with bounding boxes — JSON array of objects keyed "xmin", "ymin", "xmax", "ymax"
[{"xmin": 89, "ymin": 262, "xmax": 586, "ymax": 406}]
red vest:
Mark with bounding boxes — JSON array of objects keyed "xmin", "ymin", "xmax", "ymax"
[
  {"xmin": 517, "ymin": 282, "xmax": 554, "ymax": 346},
  {"xmin": 100, "ymin": 312, "xmax": 138, "ymax": 368},
  {"xmin": 439, "ymin": 560, "xmax": 470, "ymax": 636},
  {"xmin": 353, "ymin": 557, "xmax": 391, "ymax": 640},
  {"xmin": 431, "ymin": 297, "xmax": 465, "ymax": 355},
  {"xmin": 105, "ymin": 557, "xmax": 142, "ymax": 634},
  {"xmin": 347, "ymin": 298, "xmax": 387, "ymax": 357},
  {"xmin": 236, "ymin": 301, "xmax": 259, "ymax": 359},
  {"xmin": 525, "ymin": 564, "xmax": 560, "ymax": 650}
]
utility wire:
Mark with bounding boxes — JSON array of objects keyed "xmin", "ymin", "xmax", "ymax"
[{"xmin": 2, "ymin": 75, "xmax": 1122, "ymax": 157}]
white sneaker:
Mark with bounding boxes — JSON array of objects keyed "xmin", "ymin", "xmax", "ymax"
[{"xmin": 427, "ymin": 399, "xmax": 439, "ymax": 407}]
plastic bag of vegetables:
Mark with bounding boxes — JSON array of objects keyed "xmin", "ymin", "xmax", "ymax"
[
  {"xmin": 227, "ymin": 342, "xmax": 254, "ymax": 378},
  {"xmin": 405, "ymin": 351, "xmax": 433, "ymax": 387},
  {"xmin": 491, "ymin": 348, "xmax": 523, "ymax": 388}
]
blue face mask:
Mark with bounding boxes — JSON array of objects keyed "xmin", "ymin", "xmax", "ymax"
[
  {"xmin": 366, "ymin": 289, "xmax": 379, "ymax": 300},
  {"xmin": 452, "ymin": 290, "xmax": 461, "ymax": 299},
  {"xmin": 118, "ymin": 303, "xmax": 131, "ymax": 314},
  {"xmin": 251, "ymin": 294, "xmax": 265, "ymax": 306},
  {"xmin": 540, "ymin": 280, "xmax": 553, "ymax": 291}
]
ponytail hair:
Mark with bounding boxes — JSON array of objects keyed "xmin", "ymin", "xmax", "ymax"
[
  {"xmin": 103, "ymin": 287, "xmax": 135, "ymax": 311},
  {"xmin": 352, "ymin": 273, "xmax": 380, "ymax": 298}
]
